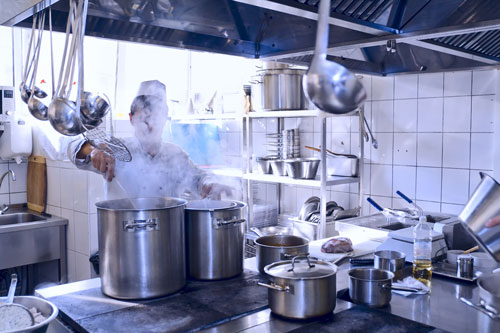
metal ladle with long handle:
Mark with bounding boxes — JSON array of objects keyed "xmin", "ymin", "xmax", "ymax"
[
  {"xmin": 0, "ymin": 274, "xmax": 34, "ymax": 331},
  {"xmin": 303, "ymin": 0, "xmax": 366, "ymax": 114}
]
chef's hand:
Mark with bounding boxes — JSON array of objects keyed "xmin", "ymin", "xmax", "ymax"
[
  {"xmin": 485, "ymin": 216, "xmax": 500, "ymax": 228},
  {"xmin": 201, "ymin": 183, "xmax": 233, "ymax": 200},
  {"xmin": 77, "ymin": 142, "xmax": 115, "ymax": 182}
]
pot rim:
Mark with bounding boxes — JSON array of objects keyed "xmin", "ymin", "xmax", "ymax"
[
  {"xmin": 95, "ymin": 197, "xmax": 187, "ymax": 211},
  {"xmin": 255, "ymin": 235, "xmax": 309, "ymax": 249},
  {"xmin": 348, "ymin": 268, "xmax": 395, "ymax": 282},
  {"xmin": 264, "ymin": 259, "xmax": 337, "ymax": 280},
  {"xmin": 185, "ymin": 200, "xmax": 246, "ymax": 212}
]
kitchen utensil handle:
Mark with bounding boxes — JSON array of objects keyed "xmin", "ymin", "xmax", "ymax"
[
  {"xmin": 257, "ymin": 282, "xmax": 290, "ymax": 292},
  {"xmin": 460, "ymin": 297, "xmax": 500, "ymax": 319},
  {"xmin": 289, "ymin": 255, "xmax": 315, "ymax": 271},
  {"xmin": 396, "ymin": 191, "xmax": 413, "ymax": 204},
  {"xmin": 366, "ymin": 197, "xmax": 383, "ymax": 212},
  {"xmin": 314, "ymin": 0, "xmax": 331, "ymax": 57},
  {"xmin": 385, "ymin": 284, "xmax": 423, "ymax": 293},
  {"xmin": 6, "ymin": 274, "xmax": 18, "ymax": 304},
  {"xmin": 463, "ymin": 246, "xmax": 479, "ymax": 254},
  {"xmin": 250, "ymin": 227, "xmax": 264, "ymax": 237},
  {"xmin": 124, "ymin": 219, "xmax": 158, "ymax": 231},
  {"xmin": 217, "ymin": 218, "xmax": 246, "ymax": 226},
  {"xmin": 349, "ymin": 258, "xmax": 374, "ymax": 265}
]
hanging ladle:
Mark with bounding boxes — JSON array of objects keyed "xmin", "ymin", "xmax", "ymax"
[
  {"xmin": 0, "ymin": 274, "xmax": 34, "ymax": 331},
  {"xmin": 303, "ymin": 0, "xmax": 366, "ymax": 114}
]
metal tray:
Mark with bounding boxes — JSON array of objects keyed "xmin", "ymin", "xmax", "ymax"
[{"xmin": 432, "ymin": 261, "xmax": 480, "ymax": 282}]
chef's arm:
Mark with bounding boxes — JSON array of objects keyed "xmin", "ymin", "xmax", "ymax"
[{"xmin": 68, "ymin": 138, "xmax": 116, "ymax": 182}]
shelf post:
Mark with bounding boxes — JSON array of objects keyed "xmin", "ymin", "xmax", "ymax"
[
  {"xmin": 319, "ymin": 114, "xmax": 327, "ymax": 239},
  {"xmin": 358, "ymin": 106, "xmax": 365, "ymax": 213}
]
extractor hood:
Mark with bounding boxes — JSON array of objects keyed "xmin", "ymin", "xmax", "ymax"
[{"xmin": 1, "ymin": 0, "xmax": 500, "ymax": 75}]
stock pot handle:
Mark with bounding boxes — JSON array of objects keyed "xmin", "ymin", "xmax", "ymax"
[
  {"xmin": 257, "ymin": 282, "xmax": 290, "ymax": 292},
  {"xmin": 123, "ymin": 219, "xmax": 158, "ymax": 232},
  {"xmin": 281, "ymin": 252, "xmax": 310, "ymax": 259},
  {"xmin": 215, "ymin": 218, "xmax": 246, "ymax": 227},
  {"xmin": 382, "ymin": 284, "xmax": 423, "ymax": 293}
]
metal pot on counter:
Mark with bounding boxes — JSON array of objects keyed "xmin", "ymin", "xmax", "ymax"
[
  {"xmin": 255, "ymin": 234, "xmax": 309, "ymax": 274},
  {"xmin": 185, "ymin": 200, "xmax": 246, "ymax": 280},
  {"xmin": 96, "ymin": 197, "xmax": 187, "ymax": 300},
  {"xmin": 258, "ymin": 256, "xmax": 338, "ymax": 319},
  {"xmin": 250, "ymin": 68, "xmax": 307, "ymax": 111}
]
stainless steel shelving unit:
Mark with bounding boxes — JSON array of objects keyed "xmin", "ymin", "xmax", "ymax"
[{"xmin": 243, "ymin": 108, "xmax": 365, "ymax": 239}]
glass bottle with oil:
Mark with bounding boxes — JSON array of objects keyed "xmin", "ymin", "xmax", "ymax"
[{"xmin": 412, "ymin": 215, "xmax": 432, "ymax": 288}]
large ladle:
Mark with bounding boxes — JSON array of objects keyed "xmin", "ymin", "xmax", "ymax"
[{"xmin": 303, "ymin": 0, "xmax": 366, "ymax": 114}]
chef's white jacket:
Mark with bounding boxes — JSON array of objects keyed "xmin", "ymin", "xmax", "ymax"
[{"xmin": 68, "ymin": 136, "xmax": 209, "ymax": 200}]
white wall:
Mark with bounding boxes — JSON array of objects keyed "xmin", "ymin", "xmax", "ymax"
[{"xmin": 280, "ymin": 70, "xmax": 497, "ymax": 217}]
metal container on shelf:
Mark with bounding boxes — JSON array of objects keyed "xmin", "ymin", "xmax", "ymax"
[
  {"xmin": 96, "ymin": 197, "xmax": 187, "ymax": 299},
  {"xmin": 250, "ymin": 69, "xmax": 306, "ymax": 111},
  {"xmin": 185, "ymin": 200, "xmax": 246, "ymax": 280},
  {"xmin": 326, "ymin": 156, "xmax": 359, "ymax": 177}
]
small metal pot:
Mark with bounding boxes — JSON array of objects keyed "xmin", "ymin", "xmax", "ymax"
[
  {"xmin": 478, "ymin": 272, "xmax": 500, "ymax": 312},
  {"xmin": 255, "ymin": 235, "xmax": 309, "ymax": 274},
  {"xmin": 374, "ymin": 250, "xmax": 406, "ymax": 280},
  {"xmin": 258, "ymin": 256, "xmax": 337, "ymax": 319},
  {"xmin": 348, "ymin": 268, "xmax": 395, "ymax": 308}
]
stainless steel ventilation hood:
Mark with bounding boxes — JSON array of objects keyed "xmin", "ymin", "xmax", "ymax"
[{"xmin": 2, "ymin": 0, "xmax": 500, "ymax": 75}]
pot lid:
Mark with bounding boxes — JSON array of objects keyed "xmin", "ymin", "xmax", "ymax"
[
  {"xmin": 265, "ymin": 257, "xmax": 337, "ymax": 280},
  {"xmin": 186, "ymin": 200, "xmax": 238, "ymax": 211}
]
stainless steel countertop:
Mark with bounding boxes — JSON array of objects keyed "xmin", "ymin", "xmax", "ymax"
[
  {"xmin": 205, "ymin": 258, "xmax": 500, "ymax": 333},
  {"xmin": 0, "ymin": 207, "xmax": 67, "ymax": 234},
  {"xmin": 37, "ymin": 258, "xmax": 500, "ymax": 333}
]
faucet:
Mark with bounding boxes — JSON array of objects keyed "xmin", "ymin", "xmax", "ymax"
[{"xmin": 0, "ymin": 170, "xmax": 16, "ymax": 214}]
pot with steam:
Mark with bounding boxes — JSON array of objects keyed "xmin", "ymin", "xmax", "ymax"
[
  {"xmin": 185, "ymin": 200, "xmax": 246, "ymax": 280},
  {"xmin": 96, "ymin": 197, "xmax": 187, "ymax": 299}
]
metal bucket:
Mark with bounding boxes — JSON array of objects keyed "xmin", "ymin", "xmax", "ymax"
[
  {"xmin": 96, "ymin": 197, "xmax": 187, "ymax": 299},
  {"xmin": 459, "ymin": 172, "xmax": 500, "ymax": 262}
]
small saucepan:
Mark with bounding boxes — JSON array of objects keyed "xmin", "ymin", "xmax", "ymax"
[
  {"xmin": 348, "ymin": 268, "xmax": 421, "ymax": 308},
  {"xmin": 255, "ymin": 235, "xmax": 309, "ymax": 274}
]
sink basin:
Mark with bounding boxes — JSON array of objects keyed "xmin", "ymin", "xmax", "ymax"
[
  {"xmin": 378, "ymin": 222, "xmax": 413, "ymax": 231},
  {"xmin": 0, "ymin": 213, "xmax": 46, "ymax": 226}
]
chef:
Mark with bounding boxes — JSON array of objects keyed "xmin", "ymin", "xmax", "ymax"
[{"xmin": 68, "ymin": 80, "xmax": 231, "ymax": 199}]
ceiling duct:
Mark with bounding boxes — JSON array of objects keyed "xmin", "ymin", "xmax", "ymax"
[{"xmin": 1, "ymin": 0, "xmax": 499, "ymax": 75}]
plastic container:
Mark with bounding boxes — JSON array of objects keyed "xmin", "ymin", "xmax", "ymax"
[{"xmin": 412, "ymin": 216, "xmax": 433, "ymax": 287}]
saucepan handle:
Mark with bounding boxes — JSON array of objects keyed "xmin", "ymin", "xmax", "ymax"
[
  {"xmin": 382, "ymin": 284, "xmax": 422, "ymax": 293},
  {"xmin": 257, "ymin": 282, "xmax": 290, "ymax": 292},
  {"xmin": 460, "ymin": 297, "xmax": 500, "ymax": 320}
]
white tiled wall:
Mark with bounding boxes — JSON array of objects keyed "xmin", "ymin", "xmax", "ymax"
[
  {"xmin": 280, "ymin": 70, "xmax": 497, "ymax": 217},
  {"xmin": 0, "ymin": 160, "xmax": 28, "ymax": 207},
  {"xmin": 46, "ymin": 160, "xmax": 105, "ymax": 282}
]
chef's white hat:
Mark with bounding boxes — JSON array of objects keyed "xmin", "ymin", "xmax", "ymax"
[{"xmin": 136, "ymin": 80, "xmax": 167, "ymax": 102}]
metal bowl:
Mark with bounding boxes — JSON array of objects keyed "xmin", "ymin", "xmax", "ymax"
[
  {"xmin": 0, "ymin": 295, "xmax": 58, "ymax": 333},
  {"xmin": 270, "ymin": 159, "xmax": 287, "ymax": 176},
  {"xmin": 256, "ymin": 157, "xmax": 278, "ymax": 174},
  {"xmin": 284, "ymin": 158, "xmax": 320, "ymax": 179}
]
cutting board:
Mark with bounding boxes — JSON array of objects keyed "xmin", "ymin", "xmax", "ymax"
[
  {"xmin": 309, "ymin": 237, "xmax": 381, "ymax": 262},
  {"xmin": 27, "ymin": 155, "xmax": 47, "ymax": 213}
]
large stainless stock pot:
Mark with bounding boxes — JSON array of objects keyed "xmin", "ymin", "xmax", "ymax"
[
  {"xmin": 259, "ymin": 256, "xmax": 337, "ymax": 319},
  {"xmin": 185, "ymin": 200, "xmax": 246, "ymax": 280},
  {"xmin": 250, "ymin": 68, "xmax": 307, "ymax": 111},
  {"xmin": 96, "ymin": 197, "xmax": 187, "ymax": 299}
]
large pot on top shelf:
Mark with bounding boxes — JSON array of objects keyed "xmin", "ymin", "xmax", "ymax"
[
  {"xmin": 185, "ymin": 200, "xmax": 246, "ymax": 280},
  {"xmin": 250, "ymin": 68, "xmax": 307, "ymax": 111},
  {"xmin": 96, "ymin": 197, "xmax": 187, "ymax": 300}
]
